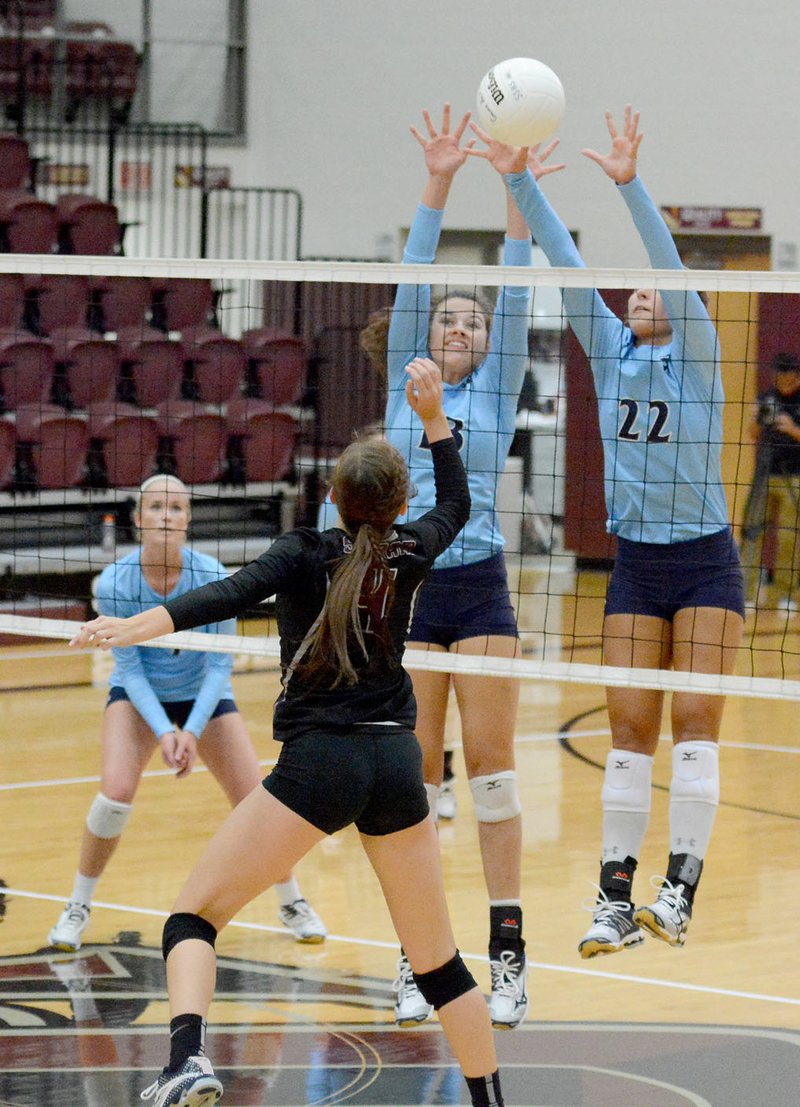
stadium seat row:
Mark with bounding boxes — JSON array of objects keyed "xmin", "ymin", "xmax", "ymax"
[
  {"xmin": 1, "ymin": 399, "xmax": 300, "ymax": 491},
  {"xmin": 1, "ymin": 274, "xmax": 221, "ymax": 333},
  {"xmin": 0, "ymin": 318, "xmax": 308, "ymax": 411}
]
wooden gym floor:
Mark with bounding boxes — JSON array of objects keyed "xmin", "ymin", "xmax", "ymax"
[{"xmin": 1, "ymin": 562, "xmax": 799, "ymax": 1105}]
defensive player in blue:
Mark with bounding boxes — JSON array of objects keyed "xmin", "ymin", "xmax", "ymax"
[
  {"xmin": 357, "ymin": 104, "xmax": 563, "ymax": 1031},
  {"xmin": 471, "ymin": 105, "xmax": 744, "ymax": 958},
  {"xmin": 48, "ymin": 473, "xmax": 326, "ymax": 953}
]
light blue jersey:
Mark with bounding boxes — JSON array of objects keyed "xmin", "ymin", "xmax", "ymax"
[
  {"xmin": 96, "ymin": 547, "xmax": 236, "ymax": 739},
  {"xmin": 506, "ymin": 170, "xmax": 729, "ymax": 544},
  {"xmin": 385, "ymin": 203, "xmax": 532, "ymax": 568}
]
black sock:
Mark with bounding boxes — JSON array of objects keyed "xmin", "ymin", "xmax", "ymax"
[
  {"xmin": 168, "ymin": 1013, "xmax": 205, "ymax": 1071},
  {"xmin": 443, "ymin": 749, "xmax": 454, "ymax": 781},
  {"xmin": 489, "ymin": 904, "xmax": 524, "ymax": 959},
  {"xmin": 599, "ymin": 855, "xmax": 638, "ymax": 904},
  {"xmin": 466, "ymin": 1071, "xmax": 504, "ymax": 1107}
]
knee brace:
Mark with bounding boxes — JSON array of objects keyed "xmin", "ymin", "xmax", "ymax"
[
  {"xmin": 469, "ymin": 771, "xmax": 521, "ymax": 823},
  {"xmin": 424, "ymin": 782, "xmax": 440, "ymax": 819},
  {"xmin": 601, "ymin": 750, "xmax": 653, "ymax": 813},
  {"xmin": 162, "ymin": 912, "xmax": 217, "ymax": 961},
  {"xmin": 86, "ymin": 792, "xmax": 132, "ymax": 839},
  {"xmin": 671, "ymin": 741, "xmax": 720, "ymax": 806},
  {"xmin": 412, "ymin": 951, "xmax": 475, "ymax": 1010}
]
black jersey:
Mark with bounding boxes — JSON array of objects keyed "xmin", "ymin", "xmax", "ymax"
[{"xmin": 165, "ymin": 438, "xmax": 469, "ymax": 739}]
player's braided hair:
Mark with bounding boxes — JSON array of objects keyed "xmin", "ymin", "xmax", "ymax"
[{"xmin": 303, "ymin": 437, "xmax": 410, "ymax": 688}]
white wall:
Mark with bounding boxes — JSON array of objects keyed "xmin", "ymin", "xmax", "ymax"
[{"xmin": 211, "ymin": 0, "xmax": 799, "ymax": 266}]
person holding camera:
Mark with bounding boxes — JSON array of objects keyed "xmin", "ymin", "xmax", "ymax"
[{"xmin": 741, "ymin": 352, "xmax": 800, "ymax": 612}]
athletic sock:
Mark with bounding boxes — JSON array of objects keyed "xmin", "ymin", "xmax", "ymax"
[
  {"xmin": 168, "ymin": 1013, "xmax": 206, "ymax": 1071},
  {"xmin": 70, "ymin": 872, "xmax": 99, "ymax": 907},
  {"xmin": 489, "ymin": 902, "xmax": 524, "ymax": 958},
  {"xmin": 274, "ymin": 877, "xmax": 302, "ymax": 907},
  {"xmin": 465, "ymin": 1071, "xmax": 504, "ymax": 1107}
]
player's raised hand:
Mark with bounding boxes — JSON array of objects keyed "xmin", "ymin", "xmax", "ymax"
[
  {"xmin": 582, "ymin": 105, "xmax": 643, "ymax": 185},
  {"xmin": 526, "ymin": 137, "xmax": 567, "ymax": 181},
  {"xmin": 405, "ymin": 357, "xmax": 444, "ymax": 422},
  {"xmin": 466, "ymin": 120, "xmax": 528, "ymax": 174},
  {"xmin": 410, "ymin": 104, "xmax": 475, "ymax": 178}
]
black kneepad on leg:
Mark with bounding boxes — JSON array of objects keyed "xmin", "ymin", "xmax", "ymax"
[
  {"xmin": 162, "ymin": 912, "xmax": 217, "ymax": 961},
  {"xmin": 413, "ymin": 951, "xmax": 475, "ymax": 1010}
]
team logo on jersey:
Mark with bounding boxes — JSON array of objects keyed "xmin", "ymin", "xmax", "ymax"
[{"xmin": 417, "ymin": 417, "xmax": 464, "ymax": 452}]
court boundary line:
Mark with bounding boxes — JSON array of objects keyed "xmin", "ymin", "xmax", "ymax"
[{"xmin": 5, "ymin": 887, "xmax": 800, "ymax": 1009}]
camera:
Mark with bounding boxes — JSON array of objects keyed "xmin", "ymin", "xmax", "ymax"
[{"xmin": 757, "ymin": 397, "xmax": 779, "ymax": 428}]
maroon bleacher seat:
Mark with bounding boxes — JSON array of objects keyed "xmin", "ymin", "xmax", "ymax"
[
  {"xmin": 226, "ymin": 397, "xmax": 297, "ymax": 482},
  {"xmin": 0, "ymin": 132, "xmax": 32, "ymax": 189},
  {"xmin": 0, "ymin": 412, "xmax": 15, "ymax": 487},
  {"xmin": 49, "ymin": 327, "xmax": 119, "ymax": 406},
  {"xmin": 0, "ymin": 329, "xmax": 54, "ymax": 407},
  {"xmin": 150, "ymin": 278, "xmax": 215, "ymax": 332},
  {"xmin": 242, "ymin": 328, "xmax": 308, "ymax": 407},
  {"xmin": 65, "ymin": 25, "xmax": 139, "ymax": 125},
  {"xmin": 156, "ymin": 400, "xmax": 227, "ymax": 485},
  {"xmin": 91, "ymin": 276, "xmax": 152, "ymax": 332},
  {"xmin": 0, "ymin": 274, "xmax": 25, "ymax": 329},
  {"xmin": 25, "ymin": 274, "xmax": 90, "ymax": 332},
  {"xmin": 181, "ymin": 326, "xmax": 245, "ymax": 404},
  {"xmin": 116, "ymin": 326, "xmax": 184, "ymax": 407},
  {"xmin": 56, "ymin": 193, "xmax": 121, "ymax": 255},
  {"xmin": 0, "ymin": 36, "xmax": 53, "ymax": 104},
  {"xmin": 14, "ymin": 403, "xmax": 89, "ymax": 488},
  {"xmin": 86, "ymin": 401, "xmax": 160, "ymax": 487},
  {"xmin": 0, "ymin": 188, "xmax": 56, "ymax": 252}
]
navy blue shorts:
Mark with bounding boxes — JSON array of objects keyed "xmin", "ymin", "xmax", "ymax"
[
  {"xmin": 407, "ymin": 552, "xmax": 519, "ymax": 648},
  {"xmin": 107, "ymin": 687, "xmax": 239, "ymax": 729},
  {"xmin": 263, "ymin": 725, "xmax": 429, "ymax": 837},
  {"xmin": 605, "ymin": 526, "xmax": 745, "ymax": 621}
]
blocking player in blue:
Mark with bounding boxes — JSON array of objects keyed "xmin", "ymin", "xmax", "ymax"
[
  {"xmin": 470, "ymin": 106, "xmax": 744, "ymax": 957},
  {"xmin": 360, "ymin": 104, "xmax": 563, "ymax": 1030}
]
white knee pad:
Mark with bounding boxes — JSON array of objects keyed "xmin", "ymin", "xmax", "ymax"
[
  {"xmin": 469, "ymin": 771, "xmax": 521, "ymax": 824},
  {"xmin": 601, "ymin": 750, "xmax": 653, "ymax": 814},
  {"xmin": 424, "ymin": 782, "xmax": 440, "ymax": 819},
  {"xmin": 671, "ymin": 741, "xmax": 720, "ymax": 806},
  {"xmin": 86, "ymin": 792, "xmax": 133, "ymax": 839}
]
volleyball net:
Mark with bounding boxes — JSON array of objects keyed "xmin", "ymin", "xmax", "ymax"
[{"xmin": 0, "ymin": 254, "xmax": 798, "ymax": 700}]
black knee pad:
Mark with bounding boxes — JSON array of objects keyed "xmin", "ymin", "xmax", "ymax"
[
  {"xmin": 162, "ymin": 912, "xmax": 217, "ymax": 961},
  {"xmin": 413, "ymin": 951, "xmax": 476, "ymax": 1010}
]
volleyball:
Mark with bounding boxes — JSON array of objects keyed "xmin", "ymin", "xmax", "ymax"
[{"xmin": 475, "ymin": 57, "xmax": 565, "ymax": 146}]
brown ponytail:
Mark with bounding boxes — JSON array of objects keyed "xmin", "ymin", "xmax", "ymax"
[{"xmin": 302, "ymin": 437, "xmax": 410, "ymax": 688}]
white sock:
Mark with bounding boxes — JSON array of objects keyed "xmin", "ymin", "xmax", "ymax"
[
  {"xmin": 274, "ymin": 877, "xmax": 302, "ymax": 907},
  {"xmin": 669, "ymin": 741, "xmax": 720, "ymax": 859},
  {"xmin": 71, "ymin": 872, "xmax": 99, "ymax": 907},
  {"xmin": 600, "ymin": 749, "xmax": 653, "ymax": 864}
]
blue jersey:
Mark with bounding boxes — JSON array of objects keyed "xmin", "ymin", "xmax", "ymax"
[
  {"xmin": 384, "ymin": 203, "xmax": 532, "ymax": 567},
  {"xmin": 96, "ymin": 547, "xmax": 236, "ymax": 739},
  {"xmin": 506, "ymin": 170, "xmax": 730, "ymax": 544}
]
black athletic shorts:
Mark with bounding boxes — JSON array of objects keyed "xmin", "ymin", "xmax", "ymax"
[
  {"xmin": 262, "ymin": 725, "xmax": 430, "ymax": 837},
  {"xmin": 406, "ymin": 552, "xmax": 519, "ymax": 647},
  {"xmin": 605, "ymin": 526, "xmax": 745, "ymax": 621},
  {"xmin": 107, "ymin": 686, "xmax": 239, "ymax": 728}
]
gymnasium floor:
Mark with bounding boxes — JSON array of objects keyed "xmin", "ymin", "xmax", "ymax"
[{"xmin": 1, "ymin": 564, "xmax": 799, "ymax": 1105}]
